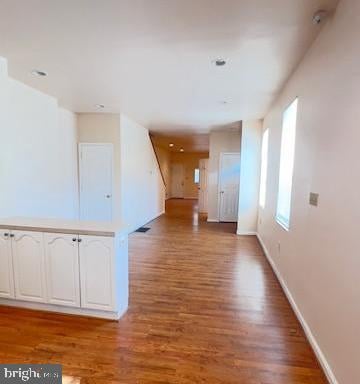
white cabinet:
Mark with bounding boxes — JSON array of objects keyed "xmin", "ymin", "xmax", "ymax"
[
  {"xmin": 44, "ymin": 233, "xmax": 80, "ymax": 307},
  {"xmin": 12, "ymin": 231, "xmax": 47, "ymax": 303},
  {"xmin": 79, "ymin": 235, "xmax": 115, "ymax": 311},
  {"xmin": 0, "ymin": 230, "xmax": 15, "ymax": 299},
  {"xmin": 0, "ymin": 218, "xmax": 128, "ymax": 319}
]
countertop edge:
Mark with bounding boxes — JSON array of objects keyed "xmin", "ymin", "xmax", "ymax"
[{"xmin": 0, "ymin": 223, "xmax": 128, "ymax": 238}]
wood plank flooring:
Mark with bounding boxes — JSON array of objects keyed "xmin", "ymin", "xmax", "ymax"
[{"xmin": 0, "ymin": 199, "xmax": 327, "ymax": 383}]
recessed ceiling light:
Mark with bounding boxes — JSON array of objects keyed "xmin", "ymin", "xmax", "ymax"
[
  {"xmin": 31, "ymin": 69, "xmax": 48, "ymax": 77},
  {"xmin": 169, "ymin": 143, "xmax": 174, "ymax": 147},
  {"xmin": 214, "ymin": 58, "xmax": 227, "ymax": 67},
  {"xmin": 95, "ymin": 104, "xmax": 105, "ymax": 109},
  {"xmin": 180, "ymin": 148, "xmax": 184, "ymax": 152}
]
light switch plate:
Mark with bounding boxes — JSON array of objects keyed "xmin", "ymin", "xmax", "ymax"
[{"xmin": 309, "ymin": 192, "xmax": 319, "ymax": 207}]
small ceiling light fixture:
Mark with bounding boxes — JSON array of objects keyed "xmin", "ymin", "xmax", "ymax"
[
  {"xmin": 212, "ymin": 58, "xmax": 227, "ymax": 67},
  {"xmin": 313, "ymin": 10, "xmax": 328, "ymax": 25},
  {"xmin": 31, "ymin": 69, "xmax": 48, "ymax": 77},
  {"xmin": 95, "ymin": 104, "xmax": 105, "ymax": 109},
  {"xmin": 221, "ymin": 100, "xmax": 230, "ymax": 105},
  {"xmin": 169, "ymin": 143, "xmax": 174, "ymax": 147},
  {"xmin": 180, "ymin": 148, "xmax": 184, "ymax": 152}
]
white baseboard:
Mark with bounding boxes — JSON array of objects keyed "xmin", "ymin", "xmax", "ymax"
[
  {"xmin": 0, "ymin": 298, "xmax": 123, "ymax": 320},
  {"xmin": 207, "ymin": 219, "xmax": 219, "ymax": 223},
  {"xmin": 236, "ymin": 230, "xmax": 257, "ymax": 235},
  {"xmin": 256, "ymin": 233, "xmax": 338, "ymax": 384},
  {"xmin": 129, "ymin": 210, "xmax": 165, "ymax": 234}
]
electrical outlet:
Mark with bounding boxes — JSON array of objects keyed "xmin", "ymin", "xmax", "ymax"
[{"xmin": 309, "ymin": 192, "xmax": 319, "ymax": 207}]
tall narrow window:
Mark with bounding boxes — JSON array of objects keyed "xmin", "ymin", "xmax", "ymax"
[
  {"xmin": 194, "ymin": 168, "xmax": 200, "ymax": 184},
  {"xmin": 259, "ymin": 129, "xmax": 269, "ymax": 208},
  {"xmin": 276, "ymin": 98, "xmax": 298, "ymax": 230}
]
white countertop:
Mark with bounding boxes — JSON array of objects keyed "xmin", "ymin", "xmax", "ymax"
[{"xmin": 0, "ymin": 217, "xmax": 128, "ymax": 237}]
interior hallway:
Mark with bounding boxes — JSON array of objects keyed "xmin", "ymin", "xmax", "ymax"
[{"xmin": 0, "ymin": 199, "xmax": 326, "ymax": 383}]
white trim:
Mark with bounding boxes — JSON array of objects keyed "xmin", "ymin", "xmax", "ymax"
[
  {"xmin": 256, "ymin": 233, "xmax": 338, "ymax": 384},
  {"xmin": 236, "ymin": 230, "xmax": 257, "ymax": 236},
  {"xmin": 0, "ymin": 297, "xmax": 125, "ymax": 320},
  {"xmin": 129, "ymin": 210, "xmax": 165, "ymax": 234},
  {"xmin": 207, "ymin": 219, "xmax": 219, "ymax": 223}
]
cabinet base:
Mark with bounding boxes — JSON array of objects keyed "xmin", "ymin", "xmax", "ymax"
[{"xmin": 0, "ymin": 298, "xmax": 127, "ymax": 320}]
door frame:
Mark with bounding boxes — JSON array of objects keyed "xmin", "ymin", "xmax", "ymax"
[
  {"xmin": 78, "ymin": 143, "xmax": 114, "ymax": 221},
  {"xmin": 198, "ymin": 159, "xmax": 209, "ymax": 213},
  {"xmin": 218, "ymin": 152, "xmax": 241, "ymax": 222}
]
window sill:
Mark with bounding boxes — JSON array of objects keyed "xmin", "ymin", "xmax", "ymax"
[{"xmin": 275, "ymin": 217, "xmax": 290, "ymax": 232}]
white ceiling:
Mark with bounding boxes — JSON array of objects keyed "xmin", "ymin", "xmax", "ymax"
[{"xmin": 0, "ymin": 0, "xmax": 338, "ymax": 133}]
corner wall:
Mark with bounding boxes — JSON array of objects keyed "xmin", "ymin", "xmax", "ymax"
[
  {"xmin": 120, "ymin": 115, "xmax": 165, "ymax": 232},
  {"xmin": 153, "ymin": 144, "xmax": 172, "ymax": 199},
  {"xmin": 258, "ymin": 1, "xmax": 360, "ymax": 382},
  {"xmin": 237, "ymin": 120, "xmax": 262, "ymax": 234},
  {"xmin": 0, "ymin": 58, "xmax": 78, "ymax": 219}
]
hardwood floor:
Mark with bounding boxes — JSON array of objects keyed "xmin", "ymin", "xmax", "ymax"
[{"xmin": 0, "ymin": 199, "xmax": 327, "ymax": 383}]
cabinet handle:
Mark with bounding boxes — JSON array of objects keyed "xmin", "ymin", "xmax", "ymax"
[
  {"xmin": 78, "ymin": 238, "xmax": 82, "ymax": 243},
  {"xmin": 10, "ymin": 234, "xmax": 15, "ymax": 238},
  {"xmin": 4, "ymin": 233, "xmax": 9, "ymax": 237},
  {"xmin": 72, "ymin": 238, "xmax": 77, "ymax": 242}
]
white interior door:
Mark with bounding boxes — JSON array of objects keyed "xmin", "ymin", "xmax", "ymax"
[
  {"xmin": 198, "ymin": 159, "xmax": 209, "ymax": 213},
  {"xmin": 171, "ymin": 163, "xmax": 184, "ymax": 198},
  {"xmin": 219, "ymin": 153, "xmax": 241, "ymax": 222},
  {"xmin": 79, "ymin": 143, "xmax": 113, "ymax": 222}
]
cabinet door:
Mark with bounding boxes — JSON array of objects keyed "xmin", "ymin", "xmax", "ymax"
[
  {"xmin": 44, "ymin": 233, "xmax": 80, "ymax": 307},
  {"xmin": 0, "ymin": 230, "xmax": 15, "ymax": 298},
  {"xmin": 79, "ymin": 235, "xmax": 115, "ymax": 311},
  {"xmin": 12, "ymin": 231, "xmax": 47, "ymax": 303}
]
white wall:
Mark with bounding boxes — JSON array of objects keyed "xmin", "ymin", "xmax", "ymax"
[
  {"xmin": 120, "ymin": 114, "xmax": 165, "ymax": 232},
  {"xmin": 258, "ymin": 1, "xmax": 360, "ymax": 382},
  {"xmin": 208, "ymin": 128, "xmax": 241, "ymax": 221},
  {"xmin": 237, "ymin": 120, "xmax": 262, "ymax": 234},
  {"xmin": 0, "ymin": 58, "xmax": 78, "ymax": 219},
  {"xmin": 153, "ymin": 144, "xmax": 171, "ymax": 199}
]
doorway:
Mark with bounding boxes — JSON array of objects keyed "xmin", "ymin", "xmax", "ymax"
[
  {"xmin": 79, "ymin": 143, "xmax": 113, "ymax": 221},
  {"xmin": 219, "ymin": 152, "xmax": 240, "ymax": 222},
  {"xmin": 171, "ymin": 163, "xmax": 184, "ymax": 198},
  {"xmin": 198, "ymin": 159, "xmax": 209, "ymax": 213}
]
